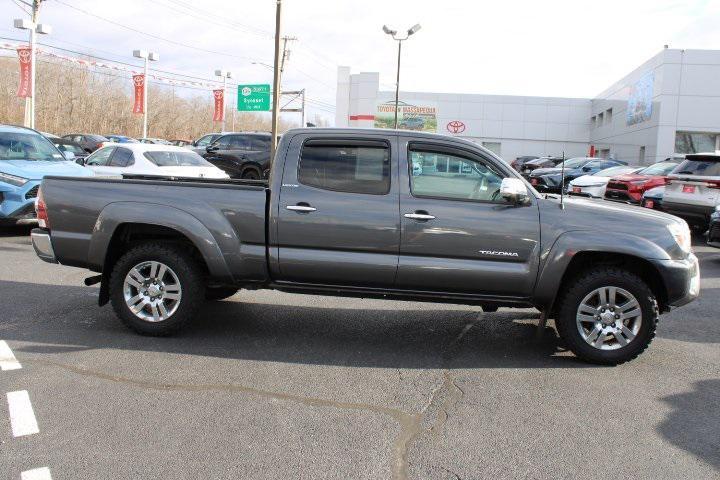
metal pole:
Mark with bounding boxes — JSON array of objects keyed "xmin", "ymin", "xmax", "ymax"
[
  {"xmin": 221, "ymin": 74, "xmax": 227, "ymax": 132},
  {"xmin": 142, "ymin": 56, "xmax": 148, "ymax": 138},
  {"xmin": 28, "ymin": 0, "xmax": 40, "ymax": 129},
  {"xmin": 301, "ymin": 88, "xmax": 306, "ymax": 127},
  {"xmin": 270, "ymin": 0, "xmax": 282, "ymax": 161},
  {"xmin": 393, "ymin": 40, "xmax": 402, "ymax": 129}
]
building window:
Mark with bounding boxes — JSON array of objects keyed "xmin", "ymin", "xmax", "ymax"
[
  {"xmin": 597, "ymin": 112, "xmax": 604, "ymax": 125},
  {"xmin": 639, "ymin": 146, "xmax": 646, "ymax": 164},
  {"xmin": 675, "ymin": 131, "xmax": 719, "ymax": 154},
  {"xmin": 606, "ymin": 108, "xmax": 613, "ymax": 124},
  {"xmin": 591, "ymin": 116, "xmax": 596, "ymax": 128},
  {"xmin": 481, "ymin": 142, "xmax": 501, "ymax": 156}
]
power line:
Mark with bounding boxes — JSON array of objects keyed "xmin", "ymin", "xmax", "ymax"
[
  {"xmin": 54, "ymin": 0, "xmax": 265, "ymax": 63},
  {"xmin": 152, "ymin": 0, "xmax": 273, "ymax": 39}
]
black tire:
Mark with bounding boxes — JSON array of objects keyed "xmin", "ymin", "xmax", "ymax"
[
  {"xmin": 555, "ymin": 267, "xmax": 658, "ymax": 365},
  {"xmin": 109, "ymin": 243, "xmax": 204, "ymax": 336},
  {"xmin": 205, "ymin": 286, "xmax": 239, "ymax": 301},
  {"xmin": 241, "ymin": 168, "xmax": 260, "ymax": 180}
]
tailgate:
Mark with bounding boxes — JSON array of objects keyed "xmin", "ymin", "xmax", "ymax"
[{"xmin": 664, "ymin": 177, "xmax": 720, "ymax": 207}]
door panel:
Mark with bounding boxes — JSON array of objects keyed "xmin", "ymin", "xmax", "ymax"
[
  {"xmin": 397, "ymin": 140, "xmax": 540, "ymax": 297},
  {"xmin": 276, "ymin": 135, "xmax": 400, "ymax": 287}
]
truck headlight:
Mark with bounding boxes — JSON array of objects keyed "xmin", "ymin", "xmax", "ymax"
[
  {"xmin": 0, "ymin": 172, "xmax": 29, "ymax": 187},
  {"xmin": 667, "ymin": 222, "xmax": 691, "ymax": 253}
]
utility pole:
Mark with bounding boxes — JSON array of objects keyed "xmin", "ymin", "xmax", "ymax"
[{"xmin": 270, "ymin": 0, "xmax": 282, "ymax": 162}]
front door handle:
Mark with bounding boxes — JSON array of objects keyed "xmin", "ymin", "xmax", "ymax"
[
  {"xmin": 286, "ymin": 204, "xmax": 317, "ymax": 213},
  {"xmin": 404, "ymin": 212, "xmax": 435, "ymax": 220}
]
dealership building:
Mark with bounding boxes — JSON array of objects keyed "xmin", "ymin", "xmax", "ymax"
[{"xmin": 335, "ymin": 48, "xmax": 720, "ymax": 165}]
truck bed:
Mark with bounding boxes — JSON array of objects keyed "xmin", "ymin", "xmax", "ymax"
[{"xmin": 41, "ymin": 175, "xmax": 269, "ymax": 283}]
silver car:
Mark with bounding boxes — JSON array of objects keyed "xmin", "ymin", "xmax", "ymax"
[{"xmin": 663, "ymin": 152, "xmax": 720, "ymax": 230}]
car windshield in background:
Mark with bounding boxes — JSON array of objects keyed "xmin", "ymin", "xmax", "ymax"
[
  {"xmin": 639, "ymin": 162, "xmax": 678, "ymax": 176},
  {"xmin": 55, "ymin": 143, "xmax": 85, "ymax": 155},
  {"xmin": 144, "ymin": 150, "xmax": 212, "ymax": 167},
  {"xmin": 0, "ymin": 131, "xmax": 64, "ymax": 161},
  {"xmin": 557, "ymin": 158, "xmax": 589, "ymax": 169},
  {"xmin": 594, "ymin": 166, "xmax": 637, "ymax": 177},
  {"xmin": 673, "ymin": 157, "xmax": 720, "ymax": 177},
  {"xmin": 88, "ymin": 135, "xmax": 109, "ymax": 142}
]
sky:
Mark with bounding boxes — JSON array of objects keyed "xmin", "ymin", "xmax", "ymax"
[{"xmin": 2, "ymin": 0, "xmax": 720, "ymax": 125}]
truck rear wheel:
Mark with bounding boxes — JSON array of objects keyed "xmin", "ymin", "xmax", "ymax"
[
  {"xmin": 109, "ymin": 243, "xmax": 204, "ymax": 336},
  {"xmin": 555, "ymin": 267, "xmax": 658, "ymax": 365}
]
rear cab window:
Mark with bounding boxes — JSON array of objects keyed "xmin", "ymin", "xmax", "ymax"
[
  {"xmin": 673, "ymin": 155, "xmax": 720, "ymax": 177},
  {"xmin": 298, "ymin": 139, "xmax": 391, "ymax": 195}
]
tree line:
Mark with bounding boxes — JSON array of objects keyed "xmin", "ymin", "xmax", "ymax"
[{"xmin": 0, "ymin": 56, "xmax": 322, "ymax": 140}]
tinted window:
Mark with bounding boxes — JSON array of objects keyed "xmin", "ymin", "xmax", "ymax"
[
  {"xmin": 197, "ymin": 134, "xmax": 220, "ymax": 147},
  {"xmin": 409, "ymin": 149, "xmax": 505, "ymax": 202},
  {"xmin": 226, "ymin": 135, "xmax": 250, "ymax": 149},
  {"xmin": 55, "ymin": 143, "xmax": 85, "ymax": 155},
  {"xmin": 298, "ymin": 141, "xmax": 390, "ymax": 195},
  {"xmin": 673, "ymin": 158, "xmax": 720, "ymax": 177},
  {"xmin": 86, "ymin": 147, "xmax": 115, "ymax": 166},
  {"xmin": 88, "ymin": 135, "xmax": 108, "ymax": 142},
  {"xmin": 250, "ymin": 137, "xmax": 271, "ymax": 151},
  {"xmin": 558, "ymin": 158, "xmax": 590, "ymax": 169},
  {"xmin": 110, "ymin": 147, "xmax": 134, "ymax": 167},
  {"xmin": 144, "ymin": 150, "xmax": 212, "ymax": 167}
]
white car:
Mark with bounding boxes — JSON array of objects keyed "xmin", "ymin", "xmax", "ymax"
[
  {"xmin": 568, "ymin": 165, "xmax": 642, "ymax": 198},
  {"xmin": 83, "ymin": 143, "xmax": 230, "ymax": 179}
]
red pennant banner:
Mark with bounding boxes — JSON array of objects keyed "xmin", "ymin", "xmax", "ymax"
[
  {"xmin": 16, "ymin": 47, "xmax": 32, "ymax": 98},
  {"xmin": 132, "ymin": 74, "xmax": 145, "ymax": 114},
  {"xmin": 213, "ymin": 89, "xmax": 224, "ymax": 122}
]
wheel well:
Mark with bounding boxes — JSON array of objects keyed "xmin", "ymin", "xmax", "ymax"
[
  {"xmin": 241, "ymin": 164, "xmax": 261, "ymax": 176},
  {"xmin": 99, "ymin": 223, "xmax": 208, "ymax": 305},
  {"xmin": 551, "ymin": 251, "xmax": 668, "ymax": 316}
]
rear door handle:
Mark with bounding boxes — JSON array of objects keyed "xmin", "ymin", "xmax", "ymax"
[
  {"xmin": 404, "ymin": 212, "xmax": 435, "ymax": 220},
  {"xmin": 286, "ymin": 204, "xmax": 317, "ymax": 213}
]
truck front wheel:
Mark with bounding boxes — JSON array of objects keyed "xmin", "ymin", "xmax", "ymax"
[
  {"xmin": 555, "ymin": 267, "xmax": 658, "ymax": 365},
  {"xmin": 109, "ymin": 243, "xmax": 204, "ymax": 336}
]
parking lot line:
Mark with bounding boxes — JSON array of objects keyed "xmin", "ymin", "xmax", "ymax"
[
  {"xmin": 7, "ymin": 390, "xmax": 39, "ymax": 437},
  {"xmin": 0, "ymin": 340, "xmax": 22, "ymax": 370},
  {"xmin": 21, "ymin": 467, "xmax": 53, "ymax": 480}
]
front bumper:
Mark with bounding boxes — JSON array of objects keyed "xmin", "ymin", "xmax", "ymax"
[
  {"xmin": 651, "ymin": 253, "xmax": 700, "ymax": 308},
  {"xmin": 31, "ymin": 228, "xmax": 57, "ymax": 263},
  {"xmin": 0, "ymin": 180, "xmax": 40, "ymax": 220},
  {"xmin": 708, "ymin": 216, "xmax": 720, "ymax": 248}
]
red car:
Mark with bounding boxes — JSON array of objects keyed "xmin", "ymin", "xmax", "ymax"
[{"xmin": 604, "ymin": 161, "xmax": 679, "ymax": 203}]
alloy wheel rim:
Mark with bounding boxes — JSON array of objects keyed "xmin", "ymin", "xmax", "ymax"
[
  {"xmin": 576, "ymin": 286, "xmax": 642, "ymax": 350},
  {"xmin": 123, "ymin": 261, "xmax": 182, "ymax": 322}
]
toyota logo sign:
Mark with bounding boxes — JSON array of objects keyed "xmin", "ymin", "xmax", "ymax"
[{"xmin": 446, "ymin": 121, "xmax": 466, "ymax": 134}]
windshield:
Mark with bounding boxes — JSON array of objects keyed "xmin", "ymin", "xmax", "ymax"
[
  {"xmin": 143, "ymin": 150, "xmax": 213, "ymax": 167},
  {"xmin": 556, "ymin": 158, "xmax": 590, "ymax": 169},
  {"xmin": 594, "ymin": 166, "xmax": 637, "ymax": 177},
  {"xmin": 54, "ymin": 143, "xmax": 85, "ymax": 155},
  {"xmin": 638, "ymin": 162, "xmax": 677, "ymax": 176},
  {"xmin": 0, "ymin": 130, "xmax": 65, "ymax": 162}
]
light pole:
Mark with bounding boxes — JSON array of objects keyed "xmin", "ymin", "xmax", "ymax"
[
  {"xmin": 214, "ymin": 69, "xmax": 232, "ymax": 132},
  {"xmin": 133, "ymin": 49, "xmax": 159, "ymax": 139},
  {"xmin": 14, "ymin": 5, "xmax": 51, "ymax": 130},
  {"xmin": 382, "ymin": 23, "xmax": 421, "ymax": 129}
]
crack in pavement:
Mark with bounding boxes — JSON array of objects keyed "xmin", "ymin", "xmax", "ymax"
[{"xmin": 25, "ymin": 316, "xmax": 477, "ymax": 480}]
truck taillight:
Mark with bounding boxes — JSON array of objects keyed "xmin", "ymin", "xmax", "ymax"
[
  {"xmin": 706, "ymin": 180, "xmax": 720, "ymax": 189},
  {"xmin": 36, "ymin": 188, "xmax": 49, "ymax": 229}
]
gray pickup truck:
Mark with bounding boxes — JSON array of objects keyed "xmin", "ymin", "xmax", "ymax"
[{"xmin": 31, "ymin": 128, "xmax": 700, "ymax": 364}]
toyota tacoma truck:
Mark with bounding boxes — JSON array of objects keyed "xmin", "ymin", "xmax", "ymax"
[{"xmin": 31, "ymin": 128, "xmax": 700, "ymax": 364}]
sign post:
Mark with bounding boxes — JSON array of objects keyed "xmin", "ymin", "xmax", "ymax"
[{"xmin": 237, "ymin": 84, "xmax": 271, "ymax": 112}]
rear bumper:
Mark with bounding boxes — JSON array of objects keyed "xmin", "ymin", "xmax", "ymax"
[
  {"xmin": 31, "ymin": 228, "xmax": 57, "ymax": 264},
  {"xmin": 651, "ymin": 254, "xmax": 700, "ymax": 308},
  {"xmin": 663, "ymin": 202, "xmax": 715, "ymax": 226}
]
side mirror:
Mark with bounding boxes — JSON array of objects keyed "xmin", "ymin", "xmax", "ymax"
[
  {"xmin": 75, "ymin": 157, "xmax": 86, "ymax": 166},
  {"xmin": 206, "ymin": 145, "xmax": 219, "ymax": 152},
  {"xmin": 500, "ymin": 178, "xmax": 530, "ymax": 205},
  {"xmin": 62, "ymin": 151, "xmax": 75, "ymax": 161},
  {"xmin": 582, "ymin": 166, "xmax": 592, "ymax": 172}
]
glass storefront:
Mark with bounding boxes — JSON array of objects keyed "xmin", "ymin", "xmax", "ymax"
[{"xmin": 675, "ymin": 131, "xmax": 720, "ymax": 154}]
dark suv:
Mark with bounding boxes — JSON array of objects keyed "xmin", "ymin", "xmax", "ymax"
[{"xmin": 202, "ymin": 133, "xmax": 271, "ymax": 179}]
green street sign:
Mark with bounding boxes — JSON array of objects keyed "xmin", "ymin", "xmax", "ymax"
[{"xmin": 237, "ymin": 84, "xmax": 270, "ymax": 111}]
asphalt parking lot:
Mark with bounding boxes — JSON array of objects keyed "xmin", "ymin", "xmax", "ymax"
[{"xmin": 0, "ymin": 224, "xmax": 718, "ymax": 479}]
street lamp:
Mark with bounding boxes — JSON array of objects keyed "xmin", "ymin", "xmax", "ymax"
[
  {"xmin": 214, "ymin": 69, "xmax": 232, "ymax": 132},
  {"xmin": 14, "ymin": 17, "xmax": 51, "ymax": 129},
  {"xmin": 382, "ymin": 23, "xmax": 421, "ymax": 129},
  {"xmin": 133, "ymin": 49, "xmax": 159, "ymax": 139}
]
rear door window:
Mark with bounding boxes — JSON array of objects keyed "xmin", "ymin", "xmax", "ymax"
[
  {"xmin": 298, "ymin": 140, "xmax": 390, "ymax": 195},
  {"xmin": 109, "ymin": 147, "xmax": 134, "ymax": 167}
]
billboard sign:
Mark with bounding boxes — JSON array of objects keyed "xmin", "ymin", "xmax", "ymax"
[
  {"xmin": 374, "ymin": 101, "xmax": 437, "ymax": 132},
  {"xmin": 626, "ymin": 72, "xmax": 654, "ymax": 126}
]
